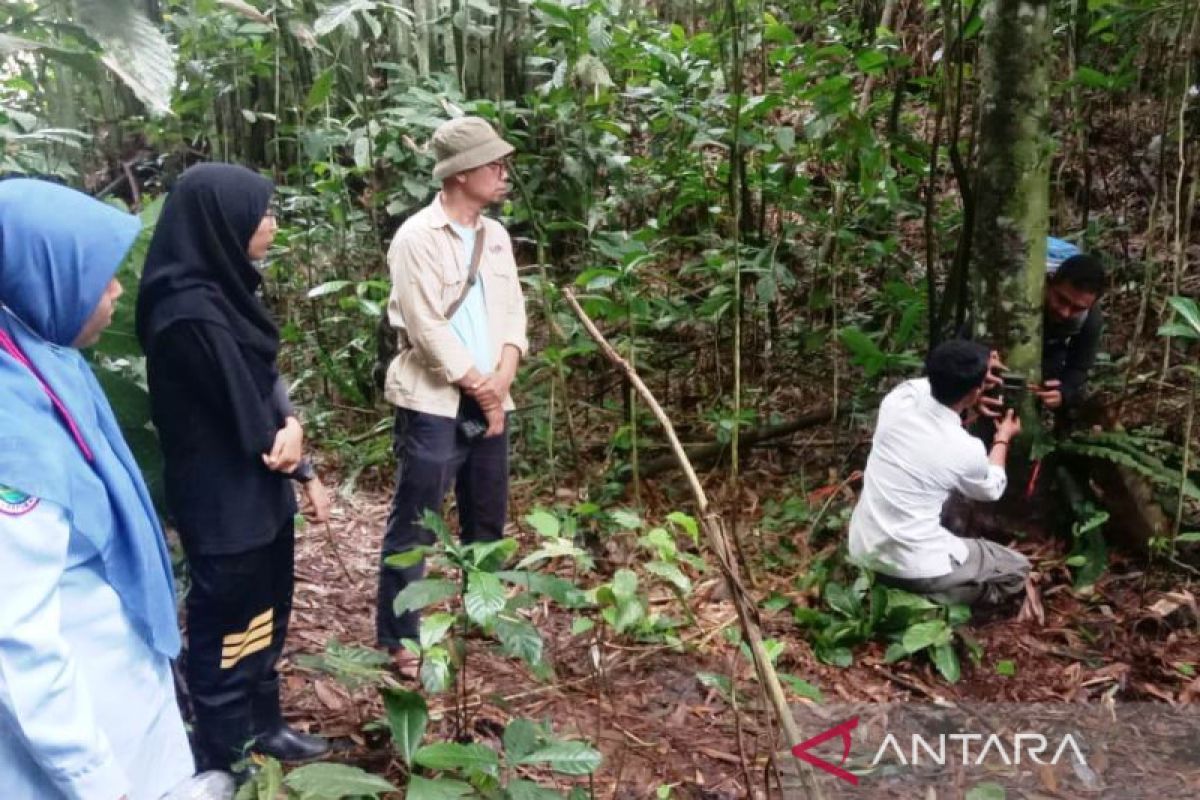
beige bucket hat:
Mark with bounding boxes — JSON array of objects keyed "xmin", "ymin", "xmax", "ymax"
[{"xmin": 431, "ymin": 117, "xmax": 515, "ymax": 181}]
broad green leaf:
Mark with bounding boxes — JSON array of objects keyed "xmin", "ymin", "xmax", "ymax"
[
  {"xmin": 640, "ymin": 527, "xmax": 677, "ymax": 557},
  {"xmin": 420, "ymin": 613, "xmax": 456, "ymax": 650},
  {"xmin": 646, "ymin": 560, "xmax": 692, "ymax": 593},
  {"xmin": 496, "ymin": 570, "xmax": 588, "ymax": 607},
  {"xmin": 503, "ymin": 718, "xmax": 541, "ymax": 761},
  {"xmin": 995, "ymin": 659, "xmax": 1017, "ymax": 677},
  {"xmin": 76, "ymin": 0, "xmax": 176, "ymax": 116},
  {"xmin": 666, "ymin": 511, "xmax": 700, "ymax": 542},
  {"xmin": 282, "ymin": 763, "xmax": 396, "ymax": 799},
  {"xmin": 413, "ymin": 742, "xmax": 500, "ymax": 774},
  {"xmin": 305, "ymin": 67, "xmax": 336, "ymax": 110},
  {"xmin": 611, "ymin": 568, "xmax": 639, "ymax": 600},
  {"xmin": 405, "ymin": 775, "xmax": 474, "ymax": 800},
  {"xmin": 855, "ymin": 50, "xmax": 888, "ymax": 73},
  {"xmin": 1177, "ymin": 532, "xmax": 1200, "ymax": 543},
  {"xmin": 464, "ymin": 572, "xmax": 506, "ymax": 625},
  {"xmin": 382, "ymin": 688, "xmax": 427, "ymax": 766},
  {"xmin": 1074, "ymin": 66, "xmax": 1110, "ymax": 89},
  {"xmin": 931, "ymin": 642, "xmax": 961, "ymax": 683},
  {"xmin": 1166, "ymin": 296, "xmax": 1200, "ymax": 338},
  {"xmin": 1157, "ymin": 323, "xmax": 1200, "ymax": 340},
  {"xmin": 496, "ymin": 616, "xmax": 544, "ymax": 666},
  {"xmin": 823, "ymin": 581, "xmax": 861, "ymax": 618},
  {"xmin": 420, "ymin": 650, "xmax": 451, "ymax": 694},
  {"xmin": 506, "ymin": 779, "xmax": 565, "ymax": 800},
  {"xmin": 393, "ymin": 579, "xmax": 458, "ymax": 616},
  {"xmin": 901, "ymin": 620, "xmax": 950, "ymax": 653},
  {"xmin": 517, "ymin": 740, "xmax": 603, "ymax": 775},
  {"xmin": 524, "ymin": 508, "xmax": 561, "ymax": 537}
]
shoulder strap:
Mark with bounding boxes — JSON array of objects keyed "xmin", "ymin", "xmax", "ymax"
[{"xmin": 446, "ymin": 227, "xmax": 486, "ymax": 320}]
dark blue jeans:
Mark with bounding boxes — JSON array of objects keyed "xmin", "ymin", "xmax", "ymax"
[{"xmin": 376, "ymin": 404, "xmax": 509, "ymax": 647}]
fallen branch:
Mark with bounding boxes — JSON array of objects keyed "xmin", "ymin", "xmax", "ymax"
[
  {"xmin": 562, "ymin": 288, "xmax": 825, "ymax": 799},
  {"xmin": 634, "ymin": 407, "xmax": 842, "ymax": 479}
]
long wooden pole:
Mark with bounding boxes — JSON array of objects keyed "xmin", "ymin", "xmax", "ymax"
[{"xmin": 562, "ymin": 288, "xmax": 825, "ymax": 798}]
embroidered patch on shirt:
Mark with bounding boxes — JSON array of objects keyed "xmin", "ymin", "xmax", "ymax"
[{"xmin": 0, "ymin": 484, "xmax": 39, "ymax": 516}]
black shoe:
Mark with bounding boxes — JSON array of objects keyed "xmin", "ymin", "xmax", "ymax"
[{"xmin": 253, "ymin": 725, "xmax": 331, "ymax": 762}]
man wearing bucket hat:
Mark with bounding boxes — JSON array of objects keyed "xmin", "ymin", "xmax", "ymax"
[{"xmin": 376, "ymin": 116, "xmax": 528, "ymax": 676}]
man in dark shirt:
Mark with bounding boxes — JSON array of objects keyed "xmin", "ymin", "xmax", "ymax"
[{"xmin": 1033, "ymin": 254, "xmax": 1105, "ymax": 411}]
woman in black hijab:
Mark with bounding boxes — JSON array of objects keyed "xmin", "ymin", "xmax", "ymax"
[{"xmin": 137, "ymin": 163, "xmax": 331, "ymax": 772}]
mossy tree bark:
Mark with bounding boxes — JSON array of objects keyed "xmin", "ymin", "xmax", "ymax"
[{"xmin": 970, "ymin": 0, "xmax": 1053, "ymax": 439}]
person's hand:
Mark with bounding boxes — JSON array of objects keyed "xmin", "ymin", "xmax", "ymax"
[
  {"xmin": 466, "ymin": 373, "xmax": 510, "ymax": 412},
  {"xmin": 985, "ymin": 350, "xmax": 1006, "ymax": 389},
  {"xmin": 483, "ymin": 404, "xmax": 506, "ymax": 438},
  {"xmin": 301, "ymin": 474, "xmax": 331, "ymax": 523},
  {"xmin": 995, "ymin": 408, "xmax": 1022, "ymax": 442},
  {"xmin": 263, "ymin": 416, "xmax": 303, "ymax": 473},
  {"xmin": 974, "ymin": 393, "xmax": 1004, "ymax": 420},
  {"xmin": 1029, "ymin": 379, "xmax": 1063, "ymax": 410}
]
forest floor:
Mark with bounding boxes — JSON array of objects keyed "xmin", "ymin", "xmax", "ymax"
[{"xmin": 272, "ymin": 445, "xmax": 1200, "ymax": 799}]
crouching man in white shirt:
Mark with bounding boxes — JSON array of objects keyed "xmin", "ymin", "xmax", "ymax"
[{"xmin": 849, "ymin": 340, "xmax": 1030, "ymax": 607}]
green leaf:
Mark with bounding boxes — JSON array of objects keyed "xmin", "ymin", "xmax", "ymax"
[
  {"xmin": 314, "ymin": 0, "xmax": 373, "ymax": 36},
  {"xmin": 855, "ymin": 50, "xmax": 888, "ymax": 73},
  {"xmin": 502, "ymin": 718, "xmax": 542, "ymax": 761},
  {"xmin": 1074, "ymin": 66, "xmax": 1110, "ymax": 89},
  {"xmin": 901, "ymin": 620, "xmax": 950, "ymax": 654},
  {"xmin": 385, "ymin": 548, "xmax": 427, "ymax": 569},
  {"xmin": 506, "ymin": 779, "xmax": 565, "ymax": 800},
  {"xmin": 236, "ymin": 756, "xmax": 283, "ymax": 800},
  {"xmin": 570, "ymin": 616, "xmax": 595, "ymax": 635},
  {"xmin": 1166, "ymin": 296, "xmax": 1200, "ymax": 338},
  {"xmin": 525, "ymin": 508, "xmax": 561, "ymax": 537},
  {"xmin": 283, "ymin": 763, "xmax": 397, "ymax": 799},
  {"xmin": 666, "ymin": 511, "xmax": 700, "ymax": 542},
  {"xmin": 1157, "ymin": 323, "xmax": 1200, "ymax": 340},
  {"xmin": 382, "ymin": 688, "xmax": 427, "ymax": 766},
  {"xmin": 517, "ymin": 740, "xmax": 603, "ymax": 775},
  {"xmin": 995, "ymin": 659, "xmax": 1016, "ymax": 677},
  {"xmin": 413, "ymin": 742, "xmax": 500, "ymax": 774},
  {"xmin": 1177, "ymin": 532, "xmax": 1200, "ymax": 543},
  {"xmin": 823, "ymin": 581, "xmax": 861, "ymax": 618},
  {"xmin": 931, "ymin": 642, "xmax": 961, "ymax": 683},
  {"xmin": 965, "ymin": 783, "xmax": 1006, "ymax": 800},
  {"xmin": 393, "ymin": 579, "xmax": 458, "ymax": 616},
  {"xmin": 496, "ymin": 616, "xmax": 544, "ymax": 666},
  {"xmin": 420, "ymin": 650, "xmax": 452, "ymax": 694},
  {"xmin": 405, "ymin": 775, "xmax": 475, "ymax": 800},
  {"xmin": 307, "ymin": 279, "xmax": 353, "ymax": 299},
  {"xmin": 305, "ymin": 67, "xmax": 336, "ymax": 110},
  {"xmin": 609, "ymin": 508, "xmax": 643, "ymax": 530},
  {"xmin": 496, "ymin": 571, "xmax": 588, "ymax": 607},
  {"xmin": 76, "ymin": 0, "xmax": 176, "ymax": 116},
  {"xmin": 420, "ymin": 613, "xmax": 457, "ymax": 650},
  {"xmin": 646, "ymin": 561, "xmax": 692, "ymax": 593},
  {"xmin": 780, "ymin": 673, "xmax": 824, "ymax": 702},
  {"xmin": 464, "ymin": 571, "xmax": 506, "ymax": 625},
  {"xmin": 611, "ymin": 568, "xmax": 639, "ymax": 600}
]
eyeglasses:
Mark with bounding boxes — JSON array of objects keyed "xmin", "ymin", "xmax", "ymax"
[{"xmin": 478, "ymin": 159, "xmax": 510, "ymax": 175}]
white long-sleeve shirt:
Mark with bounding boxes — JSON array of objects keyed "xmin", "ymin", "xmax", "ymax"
[
  {"xmin": 0, "ymin": 495, "xmax": 193, "ymax": 800},
  {"xmin": 848, "ymin": 379, "xmax": 1007, "ymax": 579}
]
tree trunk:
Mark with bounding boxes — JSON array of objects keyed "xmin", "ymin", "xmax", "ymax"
[{"xmin": 970, "ymin": 0, "xmax": 1053, "ymax": 427}]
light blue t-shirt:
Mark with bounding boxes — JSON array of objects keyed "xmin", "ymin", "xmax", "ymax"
[{"xmin": 448, "ymin": 221, "xmax": 494, "ymax": 375}]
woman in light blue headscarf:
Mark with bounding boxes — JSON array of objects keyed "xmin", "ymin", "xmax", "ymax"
[{"xmin": 0, "ymin": 179, "xmax": 196, "ymax": 799}]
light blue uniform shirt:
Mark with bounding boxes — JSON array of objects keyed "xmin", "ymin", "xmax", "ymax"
[
  {"xmin": 447, "ymin": 221, "xmax": 494, "ymax": 375},
  {"xmin": 0, "ymin": 496, "xmax": 194, "ymax": 800}
]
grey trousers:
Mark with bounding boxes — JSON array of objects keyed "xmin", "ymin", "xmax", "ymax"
[{"xmin": 882, "ymin": 539, "xmax": 1030, "ymax": 606}]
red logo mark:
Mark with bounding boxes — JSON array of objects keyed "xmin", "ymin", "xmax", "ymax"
[{"xmin": 791, "ymin": 717, "xmax": 859, "ymax": 785}]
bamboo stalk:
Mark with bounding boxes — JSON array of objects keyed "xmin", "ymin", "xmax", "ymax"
[{"xmin": 562, "ymin": 288, "xmax": 825, "ymax": 799}]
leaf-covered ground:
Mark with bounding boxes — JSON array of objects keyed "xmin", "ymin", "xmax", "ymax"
[{"xmin": 269, "ymin": 464, "xmax": 1200, "ymax": 799}]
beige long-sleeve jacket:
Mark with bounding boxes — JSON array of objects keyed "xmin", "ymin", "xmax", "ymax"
[{"xmin": 383, "ymin": 194, "xmax": 528, "ymax": 418}]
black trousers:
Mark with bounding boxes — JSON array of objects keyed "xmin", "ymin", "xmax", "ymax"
[
  {"xmin": 376, "ymin": 405, "xmax": 509, "ymax": 647},
  {"xmin": 185, "ymin": 520, "xmax": 294, "ymax": 769}
]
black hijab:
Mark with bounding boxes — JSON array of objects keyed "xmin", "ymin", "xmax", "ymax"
[{"xmin": 136, "ymin": 163, "xmax": 278, "ymax": 391}]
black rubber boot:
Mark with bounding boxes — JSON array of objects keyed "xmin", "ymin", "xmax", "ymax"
[
  {"xmin": 251, "ymin": 680, "xmax": 330, "ymax": 762},
  {"xmin": 193, "ymin": 709, "xmax": 255, "ymax": 774}
]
